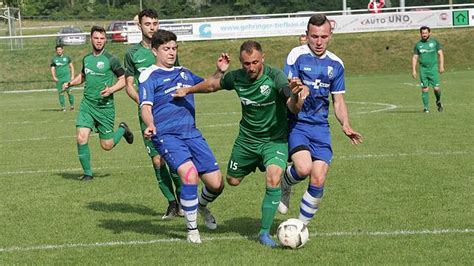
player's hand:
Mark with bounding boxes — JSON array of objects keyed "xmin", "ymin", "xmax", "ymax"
[
  {"xmin": 216, "ymin": 53, "xmax": 230, "ymax": 73},
  {"xmin": 53, "ymin": 77, "xmax": 58, "ymax": 82},
  {"xmin": 342, "ymin": 126, "xmax": 363, "ymax": 145},
  {"xmin": 100, "ymin": 84, "xmax": 112, "ymax": 97},
  {"xmin": 439, "ymin": 66, "xmax": 445, "ymax": 74},
  {"xmin": 412, "ymin": 71, "xmax": 417, "ymax": 79},
  {"xmin": 299, "ymin": 85, "xmax": 310, "ymax": 100},
  {"xmin": 143, "ymin": 125, "xmax": 156, "ymax": 140},
  {"xmin": 61, "ymin": 82, "xmax": 70, "ymax": 92},
  {"xmin": 172, "ymin": 88, "xmax": 188, "ymax": 98}
]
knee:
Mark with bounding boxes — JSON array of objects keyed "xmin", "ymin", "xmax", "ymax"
[
  {"xmin": 76, "ymin": 134, "xmax": 88, "ymax": 145},
  {"xmin": 295, "ymin": 164, "xmax": 312, "ymax": 177},
  {"xmin": 226, "ymin": 176, "xmax": 241, "ymax": 186},
  {"xmin": 100, "ymin": 141, "xmax": 114, "ymax": 151},
  {"xmin": 152, "ymin": 155, "xmax": 163, "ymax": 168}
]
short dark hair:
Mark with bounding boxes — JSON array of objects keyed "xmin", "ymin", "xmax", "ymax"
[
  {"xmin": 138, "ymin": 8, "xmax": 158, "ymax": 23},
  {"xmin": 420, "ymin": 26, "xmax": 431, "ymax": 33},
  {"xmin": 299, "ymin": 34, "xmax": 306, "ymax": 38},
  {"xmin": 307, "ymin": 14, "xmax": 330, "ymax": 31},
  {"xmin": 90, "ymin": 25, "xmax": 106, "ymax": 36},
  {"xmin": 240, "ymin": 40, "xmax": 262, "ymax": 55},
  {"xmin": 55, "ymin": 44, "xmax": 63, "ymax": 49},
  {"xmin": 151, "ymin": 29, "xmax": 177, "ymax": 49}
]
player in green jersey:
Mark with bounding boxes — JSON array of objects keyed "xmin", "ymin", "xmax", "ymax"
[
  {"xmin": 51, "ymin": 44, "xmax": 75, "ymax": 111},
  {"xmin": 124, "ymin": 8, "xmax": 182, "ymax": 219},
  {"xmin": 412, "ymin": 26, "xmax": 445, "ymax": 113},
  {"xmin": 173, "ymin": 40, "xmax": 305, "ymax": 247},
  {"xmin": 63, "ymin": 26, "xmax": 134, "ymax": 181}
]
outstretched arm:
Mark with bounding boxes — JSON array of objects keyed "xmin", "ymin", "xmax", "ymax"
[
  {"xmin": 100, "ymin": 75, "xmax": 126, "ymax": 97},
  {"xmin": 173, "ymin": 53, "xmax": 230, "ymax": 97},
  {"xmin": 62, "ymin": 73, "xmax": 84, "ymax": 91},
  {"xmin": 332, "ymin": 93, "xmax": 362, "ymax": 145}
]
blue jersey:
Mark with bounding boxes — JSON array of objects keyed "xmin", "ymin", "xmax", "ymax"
[
  {"xmin": 139, "ymin": 65, "xmax": 204, "ymax": 139},
  {"xmin": 284, "ymin": 45, "xmax": 345, "ymax": 126}
]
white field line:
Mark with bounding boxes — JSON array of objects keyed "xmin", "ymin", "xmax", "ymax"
[
  {"xmin": 0, "ymin": 228, "xmax": 472, "ymax": 253},
  {"xmin": 1, "ymin": 150, "xmax": 471, "ymax": 176},
  {"xmin": 1, "ymin": 87, "xmax": 84, "ymax": 94}
]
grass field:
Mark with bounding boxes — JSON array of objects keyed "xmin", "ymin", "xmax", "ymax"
[
  {"xmin": 1, "ymin": 68, "xmax": 473, "ymax": 263},
  {"xmin": 0, "ymin": 28, "xmax": 473, "ymax": 263}
]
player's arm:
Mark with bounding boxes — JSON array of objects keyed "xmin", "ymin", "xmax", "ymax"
[
  {"xmin": 125, "ymin": 76, "xmax": 139, "ymax": 104},
  {"xmin": 69, "ymin": 62, "xmax": 75, "ymax": 80},
  {"xmin": 62, "ymin": 73, "xmax": 84, "ymax": 91},
  {"xmin": 332, "ymin": 93, "xmax": 362, "ymax": 145},
  {"xmin": 124, "ymin": 52, "xmax": 140, "ymax": 104},
  {"xmin": 286, "ymin": 77, "xmax": 307, "ymax": 114},
  {"xmin": 438, "ymin": 49, "xmax": 444, "ymax": 74},
  {"xmin": 141, "ymin": 104, "xmax": 156, "ymax": 139},
  {"xmin": 50, "ymin": 65, "xmax": 58, "ymax": 82},
  {"xmin": 100, "ymin": 75, "xmax": 126, "ymax": 97},
  {"xmin": 173, "ymin": 53, "xmax": 230, "ymax": 97},
  {"xmin": 412, "ymin": 54, "xmax": 419, "ymax": 79}
]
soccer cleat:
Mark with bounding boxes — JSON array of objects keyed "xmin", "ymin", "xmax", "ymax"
[
  {"xmin": 70, "ymin": 106, "xmax": 74, "ymax": 111},
  {"xmin": 423, "ymin": 108, "xmax": 429, "ymax": 113},
  {"xmin": 161, "ymin": 202, "xmax": 179, "ymax": 220},
  {"xmin": 119, "ymin": 122, "xmax": 134, "ymax": 144},
  {"xmin": 258, "ymin": 232, "xmax": 277, "ymax": 248},
  {"xmin": 187, "ymin": 229, "xmax": 202, "ymax": 244},
  {"xmin": 278, "ymin": 172, "xmax": 291, "ymax": 215},
  {"xmin": 198, "ymin": 205, "xmax": 217, "ymax": 230},
  {"xmin": 62, "ymin": 108, "xmax": 66, "ymax": 112},
  {"xmin": 436, "ymin": 101, "xmax": 444, "ymax": 112},
  {"xmin": 80, "ymin": 175, "xmax": 93, "ymax": 181}
]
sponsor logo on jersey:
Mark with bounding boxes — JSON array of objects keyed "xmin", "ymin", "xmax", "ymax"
[
  {"xmin": 311, "ymin": 79, "xmax": 330, "ymax": 90},
  {"xmin": 303, "ymin": 67, "xmax": 312, "ymax": 71},
  {"xmin": 96, "ymin": 61, "xmax": 105, "ymax": 69},
  {"xmin": 63, "ymin": 58, "xmax": 67, "ymax": 62},
  {"xmin": 180, "ymin": 72, "xmax": 188, "ymax": 80},
  {"xmin": 163, "ymin": 78, "xmax": 171, "ymax": 82},
  {"xmin": 136, "ymin": 58, "xmax": 147, "ymax": 63},
  {"xmin": 260, "ymin": 84, "xmax": 270, "ymax": 96},
  {"xmin": 84, "ymin": 68, "xmax": 106, "ymax": 76},
  {"xmin": 239, "ymin": 97, "xmax": 257, "ymax": 105},
  {"xmin": 429, "ymin": 42, "xmax": 435, "ymax": 48}
]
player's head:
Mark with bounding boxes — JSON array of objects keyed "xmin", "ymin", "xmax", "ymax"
[
  {"xmin": 299, "ymin": 34, "xmax": 307, "ymax": 45},
  {"xmin": 90, "ymin": 25, "xmax": 107, "ymax": 53},
  {"xmin": 306, "ymin": 14, "xmax": 332, "ymax": 56},
  {"xmin": 239, "ymin": 40, "xmax": 265, "ymax": 80},
  {"xmin": 419, "ymin": 26, "xmax": 431, "ymax": 41},
  {"xmin": 55, "ymin": 44, "xmax": 64, "ymax": 55},
  {"xmin": 151, "ymin": 29, "xmax": 177, "ymax": 68},
  {"xmin": 138, "ymin": 8, "xmax": 159, "ymax": 41}
]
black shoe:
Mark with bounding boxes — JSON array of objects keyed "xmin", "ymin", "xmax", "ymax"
[
  {"xmin": 80, "ymin": 175, "xmax": 93, "ymax": 181},
  {"xmin": 436, "ymin": 101, "xmax": 444, "ymax": 112},
  {"xmin": 162, "ymin": 202, "xmax": 179, "ymax": 220},
  {"xmin": 119, "ymin": 122, "xmax": 134, "ymax": 144}
]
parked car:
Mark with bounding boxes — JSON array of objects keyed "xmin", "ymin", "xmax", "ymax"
[
  {"xmin": 107, "ymin": 21, "xmax": 127, "ymax": 42},
  {"xmin": 56, "ymin": 27, "xmax": 86, "ymax": 45}
]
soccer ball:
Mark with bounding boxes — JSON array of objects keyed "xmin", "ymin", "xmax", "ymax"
[{"xmin": 277, "ymin": 218, "xmax": 309, "ymax": 249}]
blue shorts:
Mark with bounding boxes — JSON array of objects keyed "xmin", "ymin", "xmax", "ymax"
[
  {"xmin": 152, "ymin": 134, "xmax": 219, "ymax": 174},
  {"xmin": 288, "ymin": 124, "xmax": 332, "ymax": 165}
]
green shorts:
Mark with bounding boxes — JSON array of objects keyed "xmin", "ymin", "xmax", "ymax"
[
  {"xmin": 138, "ymin": 109, "xmax": 159, "ymax": 158},
  {"xmin": 76, "ymin": 100, "xmax": 115, "ymax": 139},
  {"xmin": 227, "ymin": 136, "xmax": 288, "ymax": 179},
  {"xmin": 56, "ymin": 79, "xmax": 72, "ymax": 94},
  {"xmin": 419, "ymin": 66, "xmax": 440, "ymax": 88}
]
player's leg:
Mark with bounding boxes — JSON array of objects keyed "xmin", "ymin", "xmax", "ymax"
[
  {"xmin": 97, "ymin": 108, "xmax": 133, "ymax": 150},
  {"xmin": 258, "ymin": 141, "xmax": 287, "ymax": 247},
  {"xmin": 76, "ymin": 104, "xmax": 94, "ymax": 180},
  {"xmin": 431, "ymin": 70, "xmax": 443, "ymax": 112},
  {"xmin": 187, "ymin": 136, "xmax": 224, "ymax": 230},
  {"xmin": 419, "ymin": 70, "xmax": 430, "ymax": 112},
  {"xmin": 298, "ymin": 160, "xmax": 329, "ymax": 225},
  {"xmin": 225, "ymin": 138, "xmax": 258, "ymax": 186},
  {"xmin": 279, "ymin": 129, "xmax": 312, "ymax": 214},
  {"xmin": 56, "ymin": 81, "xmax": 66, "ymax": 111},
  {"xmin": 66, "ymin": 87, "xmax": 74, "ymax": 110},
  {"xmin": 139, "ymin": 114, "xmax": 180, "ymax": 219}
]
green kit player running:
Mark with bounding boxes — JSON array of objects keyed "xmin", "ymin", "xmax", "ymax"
[
  {"xmin": 124, "ymin": 8, "xmax": 182, "ymax": 219},
  {"xmin": 173, "ymin": 41, "xmax": 305, "ymax": 247},
  {"xmin": 412, "ymin": 26, "xmax": 445, "ymax": 113},
  {"xmin": 51, "ymin": 44, "xmax": 75, "ymax": 111},
  {"xmin": 63, "ymin": 26, "xmax": 134, "ymax": 181}
]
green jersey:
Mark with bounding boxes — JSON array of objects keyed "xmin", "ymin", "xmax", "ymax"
[
  {"xmin": 220, "ymin": 65, "xmax": 289, "ymax": 143},
  {"xmin": 81, "ymin": 50, "xmax": 124, "ymax": 106},
  {"xmin": 124, "ymin": 42, "xmax": 181, "ymax": 88},
  {"xmin": 413, "ymin": 37, "xmax": 442, "ymax": 68},
  {"xmin": 51, "ymin": 54, "xmax": 72, "ymax": 80}
]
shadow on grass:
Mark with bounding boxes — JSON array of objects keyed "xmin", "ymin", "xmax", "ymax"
[
  {"xmin": 215, "ymin": 216, "xmax": 286, "ymax": 238},
  {"xmin": 57, "ymin": 172, "xmax": 111, "ymax": 181},
  {"xmin": 87, "ymin": 201, "xmax": 158, "ymax": 216},
  {"xmin": 40, "ymin": 108, "xmax": 66, "ymax": 112},
  {"xmin": 386, "ymin": 110, "xmax": 424, "ymax": 114},
  {"xmin": 98, "ymin": 218, "xmax": 183, "ymax": 239}
]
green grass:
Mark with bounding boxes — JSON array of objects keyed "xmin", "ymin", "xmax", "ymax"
[
  {"xmin": 1, "ymin": 29, "xmax": 473, "ymax": 263},
  {"xmin": 0, "ymin": 68, "xmax": 473, "ymax": 263}
]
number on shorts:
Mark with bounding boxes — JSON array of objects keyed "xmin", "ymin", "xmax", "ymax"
[{"xmin": 229, "ymin": 160, "xmax": 238, "ymax": 170}]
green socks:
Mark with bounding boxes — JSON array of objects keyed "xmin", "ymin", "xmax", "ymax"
[
  {"xmin": 112, "ymin": 126, "xmax": 125, "ymax": 146},
  {"xmin": 422, "ymin": 91, "xmax": 429, "ymax": 109},
  {"xmin": 434, "ymin": 90, "xmax": 441, "ymax": 103},
  {"xmin": 77, "ymin": 143, "xmax": 92, "ymax": 176},
  {"xmin": 59, "ymin": 94, "xmax": 65, "ymax": 108},
  {"xmin": 170, "ymin": 168, "xmax": 182, "ymax": 195},
  {"xmin": 260, "ymin": 186, "xmax": 282, "ymax": 234},
  {"xmin": 68, "ymin": 92, "xmax": 75, "ymax": 106},
  {"xmin": 154, "ymin": 165, "xmax": 176, "ymax": 201}
]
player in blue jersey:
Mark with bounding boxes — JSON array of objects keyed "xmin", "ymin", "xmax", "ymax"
[
  {"xmin": 139, "ymin": 29, "xmax": 226, "ymax": 244},
  {"xmin": 278, "ymin": 14, "xmax": 363, "ymax": 226}
]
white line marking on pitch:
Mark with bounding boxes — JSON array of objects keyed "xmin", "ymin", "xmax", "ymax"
[
  {"xmin": 0, "ymin": 228, "xmax": 472, "ymax": 253},
  {"xmin": 1, "ymin": 151, "xmax": 471, "ymax": 176}
]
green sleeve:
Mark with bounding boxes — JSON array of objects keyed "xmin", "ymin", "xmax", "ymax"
[
  {"xmin": 219, "ymin": 71, "xmax": 235, "ymax": 91},
  {"xmin": 272, "ymin": 67, "xmax": 289, "ymax": 94},
  {"xmin": 67, "ymin": 55, "xmax": 72, "ymax": 64},
  {"xmin": 413, "ymin": 44, "xmax": 419, "ymax": 55},
  {"xmin": 436, "ymin": 39, "xmax": 443, "ymax": 50},
  {"xmin": 124, "ymin": 50, "xmax": 135, "ymax": 77},
  {"xmin": 109, "ymin": 55, "xmax": 125, "ymax": 77},
  {"xmin": 50, "ymin": 57, "xmax": 56, "ymax": 67}
]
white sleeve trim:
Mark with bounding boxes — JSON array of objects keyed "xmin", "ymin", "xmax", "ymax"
[
  {"xmin": 331, "ymin": 90, "xmax": 345, "ymax": 94},
  {"xmin": 140, "ymin": 101, "xmax": 154, "ymax": 108}
]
